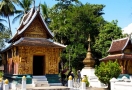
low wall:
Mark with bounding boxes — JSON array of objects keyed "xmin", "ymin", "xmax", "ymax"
[
  {"xmin": 110, "ymin": 76, "xmax": 132, "ymax": 90},
  {"xmin": 113, "ymin": 82, "xmax": 132, "ymax": 90}
]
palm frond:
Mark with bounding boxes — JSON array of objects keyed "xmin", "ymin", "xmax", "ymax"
[
  {"xmin": 40, "ymin": 2, "xmax": 48, "ymax": 19},
  {"xmin": 12, "ymin": 13, "xmax": 23, "ymax": 24}
]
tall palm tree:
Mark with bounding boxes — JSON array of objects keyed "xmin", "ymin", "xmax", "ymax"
[
  {"xmin": 12, "ymin": 0, "xmax": 34, "ymax": 24},
  {"xmin": 0, "ymin": 16, "xmax": 11, "ymax": 47},
  {"xmin": 40, "ymin": 2, "xmax": 50, "ymax": 24},
  {"xmin": 0, "ymin": 0, "xmax": 19, "ymax": 36}
]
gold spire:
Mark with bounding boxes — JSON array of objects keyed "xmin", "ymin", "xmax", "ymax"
[{"xmin": 83, "ymin": 34, "xmax": 95, "ymax": 67}]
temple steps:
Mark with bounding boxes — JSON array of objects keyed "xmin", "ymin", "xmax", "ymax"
[{"xmin": 32, "ymin": 76, "xmax": 50, "ymax": 87}]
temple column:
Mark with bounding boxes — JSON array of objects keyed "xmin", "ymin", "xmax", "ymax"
[{"xmin": 123, "ymin": 60, "xmax": 127, "ymax": 74}]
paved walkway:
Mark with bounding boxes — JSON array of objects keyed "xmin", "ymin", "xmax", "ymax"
[{"xmin": 15, "ymin": 86, "xmax": 70, "ymax": 90}]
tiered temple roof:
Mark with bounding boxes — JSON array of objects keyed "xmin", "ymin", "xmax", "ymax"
[
  {"xmin": 2, "ymin": 6, "xmax": 66, "ymax": 52},
  {"xmin": 100, "ymin": 36, "xmax": 132, "ymax": 61}
]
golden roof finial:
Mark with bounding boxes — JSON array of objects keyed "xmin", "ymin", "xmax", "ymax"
[
  {"xmin": 88, "ymin": 34, "xmax": 91, "ymax": 52},
  {"xmin": 88, "ymin": 34, "xmax": 91, "ymax": 42}
]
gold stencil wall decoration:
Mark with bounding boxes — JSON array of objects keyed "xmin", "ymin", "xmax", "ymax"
[
  {"xmin": 17, "ymin": 46, "xmax": 61, "ymax": 75},
  {"xmin": 48, "ymin": 48, "xmax": 60, "ymax": 74},
  {"xmin": 24, "ymin": 17, "xmax": 47, "ymax": 38}
]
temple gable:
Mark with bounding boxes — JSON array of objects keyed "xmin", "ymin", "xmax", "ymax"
[{"xmin": 24, "ymin": 17, "xmax": 48, "ymax": 38}]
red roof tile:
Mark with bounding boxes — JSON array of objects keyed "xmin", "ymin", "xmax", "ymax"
[{"xmin": 108, "ymin": 37, "xmax": 129, "ymax": 53}]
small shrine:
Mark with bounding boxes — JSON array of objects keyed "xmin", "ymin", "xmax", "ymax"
[
  {"xmin": 81, "ymin": 35, "xmax": 96, "ymax": 78},
  {"xmin": 0, "ymin": 6, "xmax": 66, "ymax": 84},
  {"xmin": 100, "ymin": 36, "xmax": 132, "ymax": 74}
]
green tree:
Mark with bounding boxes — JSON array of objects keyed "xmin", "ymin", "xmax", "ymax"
[
  {"xmin": 0, "ymin": 0, "xmax": 19, "ymax": 35},
  {"xmin": 95, "ymin": 61, "xmax": 121, "ymax": 89},
  {"xmin": 93, "ymin": 20, "xmax": 123, "ymax": 58},
  {"xmin": 49, "ymin": 3, "xmax": 105, "ymax": 70},
  {"xmin": 54, "ymin": 0, "xmax": 79, "ymax": 10},
  {"xmin": 12, "ymin": 0, "xmax": 33, "ymax": 23}
]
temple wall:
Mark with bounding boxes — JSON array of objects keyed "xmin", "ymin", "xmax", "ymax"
[
  {"xmin": 2, "ymin": 46, "xmax": 62, "ymax": 75},
  {"xmin": 17, "ymin": 46, "xmax": 61, "ymax": 75}
]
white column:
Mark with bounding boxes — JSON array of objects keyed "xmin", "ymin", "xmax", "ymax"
[
  {"xmin": 68, "ymin": 75, "xmax": 73, "ymax": 88},
  {"xmin": 0, "ymin": 78, "xmax": 3, "ymax": 90},
  {"xmin": 21, "ymin": 76, "xmax": 26, "ymax": 90},
  {"xmin": 81, "ymin": 77, "xmax": 86, "ymax": 90},
  {"xmin": 110, "ymin": 78, "xmax": 118, "ymax": 90},
  {"xmin": 3, "ymin": 79, "xmax": 9, "ymax": 90}
]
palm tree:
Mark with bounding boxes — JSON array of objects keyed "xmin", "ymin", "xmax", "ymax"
[
  {"xmin": 12, "ymin": 0, "xmax": 34, "ymax": 24},
  {"xmin": 0, "ymin": 16, "xmax": 11, "ymax": 47},
  {"xmin": 0, "ymin": 0, "xmax": 19, "ymax": 36},
  {"xmin": 40, "ymin": 2, "xmax": 50, "ymax": 24}
]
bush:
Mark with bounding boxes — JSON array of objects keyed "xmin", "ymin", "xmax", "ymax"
[
  {"xmin": 0, "ymin": 71, "xmax": 3, "ymax": 77},
  {"xmin": 83, "ymin": 75, "xmax": 89, "ymax": 87},
  {"xmin": 95, "ymin": 60, "xmax": 121, "ymax": 84}
]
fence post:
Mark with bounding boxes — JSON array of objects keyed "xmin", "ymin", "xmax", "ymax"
[
  {"xmin": 3, "ymin": 79, "xmax": 9, "ymax": 90},
  {"xmin": 110, "ymin": 78, "xmax": 117, "ymax": 90},
  {"xmin": 81, "ymin": 77, "xmax": 86, "ymax": 90},
  {"xmin": 22, "ymin": 76, "xmax": 26, "ymax": 90},
  {"xmin": 68, "ymin": 75, "xmax": 73, "ymax": 88},
  {"xmin": 0, "ymin": 77, "xmax": 3, "ymax": 90}
]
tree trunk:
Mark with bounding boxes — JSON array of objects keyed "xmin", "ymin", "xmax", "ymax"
[{"xmin": 7, "ymin": 15, "xmax": 12, "ymax": 36}]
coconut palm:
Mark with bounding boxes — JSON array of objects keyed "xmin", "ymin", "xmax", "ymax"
[
  {"xmin": 0, "ymin": 16, "xmax": 11, "ymax": 47},
  {"xmin": 40, "ymin": 2, "xmax": 50, "ymax": 24},
  {"xmin": 12, "ymin": 0, "xmax": 34, "ymax": 24},
  {"xmin": 0, "ymin": 0, "xmax": 19, "ymax": 36}
]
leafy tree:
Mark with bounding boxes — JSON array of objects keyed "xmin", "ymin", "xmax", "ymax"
[
  {"xmin": 95, "ymin": 61, "xmax": 121, "ymax": 89},
  {"xmin": 0, "ymin": 0, "xmax": 19, "ymax": 35},
  {"xmin": 49, "ymin": 3, "xmax": 105, "ymax": 70},
  {"xmin": 12, "ymin": 0, "xmax": 34, "ymax": 23},
  {"xmin": 93, "ymin": 20, "xmax": 123, "ymax": 58},
  {"xmin": 54, "ymin": 0, "xmax": 79, "ymax": 10}
]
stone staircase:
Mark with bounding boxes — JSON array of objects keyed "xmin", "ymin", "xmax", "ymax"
[{"xmin": 32, "ymin": 76, "xmax": 50, "ymax": 87}]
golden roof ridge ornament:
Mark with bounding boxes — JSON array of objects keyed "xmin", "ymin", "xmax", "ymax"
[{"xmin": 83, "ymin": 34, "xmax": 95, "ymax": 67}]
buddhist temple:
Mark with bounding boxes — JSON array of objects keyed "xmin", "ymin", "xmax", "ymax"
[
  {"xmin": 0, "ymin": 6, "xmax": 66, "ymax": 84},
  {"xmin": 100, "ymin": 36, "xmax": 132, "ymax": 74}
]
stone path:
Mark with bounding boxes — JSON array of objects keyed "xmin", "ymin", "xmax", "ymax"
[{"xmin": 15, "ymin": 86, "xmax": 70, "ymax": 90}]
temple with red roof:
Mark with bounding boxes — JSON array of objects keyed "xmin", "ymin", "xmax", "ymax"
[
  {"xmin": 0, "ymin": 6, "xmax": 66, "ymax": 84},
  {"xmin": 100, "ymin": 36, "xmax": 132, "ymax": 74}
]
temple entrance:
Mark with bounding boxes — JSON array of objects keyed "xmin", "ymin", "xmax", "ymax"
[{"xmin": 33, "ymin": 56, "xmax": 44, "ymax": 75}]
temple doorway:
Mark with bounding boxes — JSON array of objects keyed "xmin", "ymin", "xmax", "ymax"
[{"xmin": 33, "ymin": 55, "xmax": 44, "ymax": 75}]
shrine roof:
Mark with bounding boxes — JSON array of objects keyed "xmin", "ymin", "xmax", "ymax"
[
  {"xmin": 8, "ymin": 7, "xmax": 53, "ymax": 43},
  {"xmin": 100, "ymin": 54, "xmax": 132, "ymax": 61},
  {"xmin": 13, "ymin": 37, "xmax": 66, "ymax": 48},
  {"xmin": 108, "ymin": 37, "xmax": 130, "ymax": 53}
]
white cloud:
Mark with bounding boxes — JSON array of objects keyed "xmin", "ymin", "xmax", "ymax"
[{"xmin": 122, "ymin": 23, "xmax": 132, "ymax": 35}]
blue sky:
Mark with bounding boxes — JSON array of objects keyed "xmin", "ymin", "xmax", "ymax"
[{"xmin": 7, "ymin": 0, "xmax": 132, "ymax": 35}]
